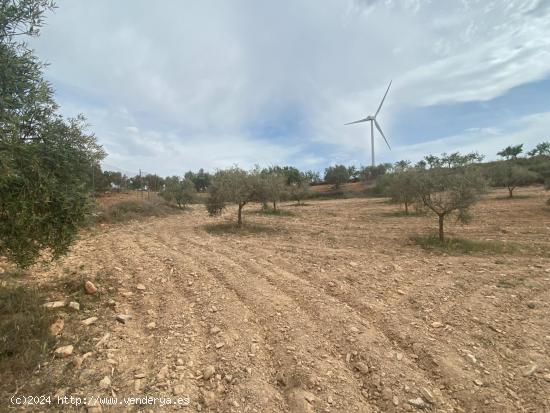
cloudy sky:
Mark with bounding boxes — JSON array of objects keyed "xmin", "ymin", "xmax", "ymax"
[{"xmin": 31, "ymin": 0, "xmax": 550, "ymax": 176}]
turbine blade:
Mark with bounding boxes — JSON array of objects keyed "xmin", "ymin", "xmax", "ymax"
[
  {"xmin": 344, "ymin": 118, "xmax": 368, "ymax": 125},
  {"xmin": 374, "ymin": 119, "xmax": 391, "ymax": 150},
  {"xmin": 375, "ymin": 80, "xmax": 392, "ymax": 118}
]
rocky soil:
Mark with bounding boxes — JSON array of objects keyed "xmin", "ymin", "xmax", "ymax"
[{"xmin": 2, "ymin": 187, "xmax": 549, "ymax": 412}]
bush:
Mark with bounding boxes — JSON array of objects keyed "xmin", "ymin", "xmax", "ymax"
[
  {"xmin": 489, "ymin": 162, "xmax": 539, "ymax": 198},
  {"xmin": 94, "ymin": 198, "xmax": 180, "ymax": 224},
  {"xmin": 324, "ymin": 165, "xmax": 351, "ymax": 189}
]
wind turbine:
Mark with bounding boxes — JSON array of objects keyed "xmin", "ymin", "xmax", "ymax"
[{"xmin": 345, "ymin": 80, "xmax": 392, "ymax": 167}]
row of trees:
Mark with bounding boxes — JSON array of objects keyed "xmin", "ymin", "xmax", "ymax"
[
  {"xmin": 206, "ymin": 166, "xmax": 311, "ymax": 226},
  {"xmin": 382, "ymin": 143, "xmax": 549, "ymax": 241}
]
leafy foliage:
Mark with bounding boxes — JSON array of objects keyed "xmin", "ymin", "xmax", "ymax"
[
  {"xmin": 161, "ymin": 176, "xmax": 196, "ymax": 208},
  {"xmin": 384, "ymin": 169, "xmax": 419, "ymax": 214},
  {"xmin": 206, "ymin": 167, "xmax": 258, "ymax": 226},
  {"xmin": 527, "ymin": 141, "xmax": 550, "ymax": 157},
  {"xmin": 0, "ymin": 0, "xmax": 104, "ymax": 267},
  {"xmin": 184, "ymin": 168, "xmax": 211, "ymax": 192},
  {"xmin": 497, "ymin": 144, "xmax": 523, "ymax": 160},
  {"xmin": 324, "ymin": 164, "xmax": 351, "ymax": 189},
  {"xmin": 415, "ymin": 153, "xmax": 487, "ymax": 241},
  {"xmin": 489, "ymin": 162, "xmax": 539, "ymax": 198},
  {"xmin": 289, "ymin": 180, "xmax": 310, "ymax": 205}
]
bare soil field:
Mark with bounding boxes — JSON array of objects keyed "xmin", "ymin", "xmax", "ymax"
[{"xmin": 2, "ymin": 187, "xmax": 549, "ymax": 412}]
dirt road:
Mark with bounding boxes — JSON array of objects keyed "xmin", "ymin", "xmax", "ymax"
[{"xmin": 12, "ymin": 187, "xmax": 550, "ymax": 412}]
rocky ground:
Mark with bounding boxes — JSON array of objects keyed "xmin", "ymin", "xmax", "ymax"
[{"xmin": 1, "ymin": 187, "xmax": 549, "ymax": 412}]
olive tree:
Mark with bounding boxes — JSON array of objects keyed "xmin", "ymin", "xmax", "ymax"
[
  {"xmin": 206, "ymin": 167, "xmax": 258, "ymax": 226},
  {"xmin": 1, "ymin": 1, "xmax": 105, "ymax": 267},
  {"xmin": 489, "ymin": 163, "xmax": 539, "ymax": 198},
  {"xmin": 324, "ymin": 164, "xmax": 351, "ymax": 189},
  {"xmin": 415, "ymin": 156, "xmax": 487, "ymax": 242},
  {"xmin": 161, "ymin": 176, "xmax": 196, "ymax": 208},
  {"xmin": 289, "ymin": 180, "xmax": 310, "ymax": 206},
  {"xmin": 385, "ymin": 169, "xmax": 419, "ymax": 215},
  {"xmin": 260, "ymin": 169, "xmax": 287, "ymax": 211}
]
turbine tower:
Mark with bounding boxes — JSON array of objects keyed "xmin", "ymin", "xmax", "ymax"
[{"xmin": 345, "ymin": 80, "xmax": 392, "ymax": 167}]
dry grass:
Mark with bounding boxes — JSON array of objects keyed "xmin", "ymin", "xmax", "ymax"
[
  {"xmin": 92, "ymin": 197, "xmax": 182, "ymax": 224},
  {"xmin": 0, "ymin": 285, "xmax": 55, "ymax": 378},
  {"xmin": 203, "ymin": 221, "xmax": 279, "ymax": 235},
  {"xmin": 411, "ymin": 234, "xmax": 520, "ymax": 254}
]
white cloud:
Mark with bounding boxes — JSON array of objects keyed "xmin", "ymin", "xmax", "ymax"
[{"xmin": 30, "ymin": 0, "xmax": 550, "ymax": 174}]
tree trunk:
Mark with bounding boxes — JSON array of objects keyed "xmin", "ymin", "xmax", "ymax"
[
  {"xmin": 508, "ymin": 187, "xmax": 514, "ymax": 198},
  {"xmin": 273, "ymin": 201, "xmax": 277, "ymax": 211},
  {"xmin": 404, "ymin": 202, "xmax": 409, "ymax": 215},
  {"xmin": 438, "ymin": 214, "xmax": 445, "ymax": 242},
  {"xmin": 238, "ymin": 203, "xmax": 244, "ymax": 226}
]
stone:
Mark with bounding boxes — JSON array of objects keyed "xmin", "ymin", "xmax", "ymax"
[
  {"xmin": 54, "ymin": 345, "xmax": 74, "ymax": 358},
  {"xmin": 136, "ymin": 284, "xmax": 146, "ymax": 290},
  {"xmin": 81, "ymin": 317, "xmax": 98, "ymax": 326},
  {"xmin": 521, "ymin": 363, "xmax": 538, "ymax": 377},
  {"xmin": 287, "ymin": 389, "xmax": 315, "ymax": 413},
  {"xmin": 99, "ymin": 376, "xmax": 111, "ymax": 389},
  {"xmin": 173, "ymin": 385, "xmax": 186, "ymax": 395},
  {"xmin": 382, "ymin": 388, "xmax": 393, "ymax": 400},
  {"xmin": 203, "ymin": 365, "xmax": 216, "ymax": 380},
  {"xmin": 431, "ymin": 322, "xmax": 444, "ymax": 328},
  {"xmin": 115, "ymin": 314, "xmax": 132, "ymax": 324},
  {"xmin": 408, "ymin": 397, "xmax": 425, "ymax": 408},
  {"xmin": 543, "ymin": 373, "xmax": 550, "ymax": 382},
  {"xmin": 68, "ymin": 302, "xmax": 80, "ymax": 311},
  {"xmin": 50, "ymin": 319, "xmax": 64, "ymax": 336},
  {"xmin": 354, "ymin": 361, "xmax": 369, "ymax": 375},
  {"xmin": 84, "ymin": 281, "xmax": 97, "ymax": 294},
  {"xmin": 43, "ymin": 301, "xmax": 65, "ymax": 309},
  {"xmin": 215, "ymin": 342, "xmax": 225, "ymax": 349},
  {"xmin": 202, "ymin": 390, "xmax": 216, "ymax": 407},
  {"xmin": 146, "ymin": 322, "xmax": 156, "ymax": 329},
  {"xmin": 157, "ymin": 365, "xmax": 169, "ymax": 380},
  {"xmin": 420, "ymin": 387, "xmax": 435, "ymax": 404},
  {"xmin": 134, "ymin": 373, "xmax": 146, "ymax": 379},
  {"xmin": 474, "ymin": 379, "xmax": 483, "ymax": 386},
  {"xmin": 72, "ymin": 352, "xmax": 93, "ymax": 369},
  {"xmin": 210, "ymin": 326, "xmax": 221, "ymax": 335}
]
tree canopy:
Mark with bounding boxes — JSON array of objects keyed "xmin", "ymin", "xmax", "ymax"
[{"xmin": 1, "ymin": 0, "xmax": 105, "ymax": 267}]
